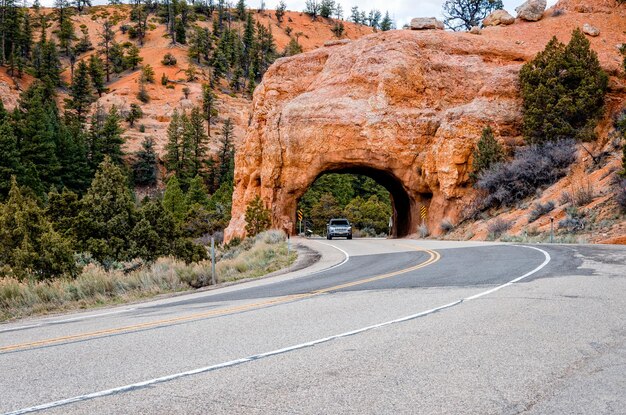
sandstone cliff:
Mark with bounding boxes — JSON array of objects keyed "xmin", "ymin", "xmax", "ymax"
[{"xmin": 225, "ymin": 0, "xmax": 626, "ymax": 242}]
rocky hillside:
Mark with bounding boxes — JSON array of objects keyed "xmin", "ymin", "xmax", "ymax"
[
  {"xmin": 0, "ymin": 5, "xmax": 373, "ymax": 157},
  {"xmin": 225, "ymin": 0, "xmax": 626, "ymax": 244}
]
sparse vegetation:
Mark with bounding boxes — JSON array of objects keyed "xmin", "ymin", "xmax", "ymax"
[
  {"xmin": 528, "ymin": 201, "xmax": 555, "ymax": 223},
  {"xmin": 559, "ymin": 207, "xmax": 586, "ymax": 232},
  {"xmin": 161, "ymin": 53, "xmax": 177, "ymax": 66},
  {"xmin": 440, "ymin": 219, "xmax": 454, "ymax": 233},
  {"xmin": 617, "ymin": 179, "xmax": 626, "ymax": 213},
  {"xmin": 476, "ymin": 139, "xmax": 577, "ymax": 209},
  {"xmin": 470, "ymin": 126, "xmax": 505, "ymax": 182},
  {"xmin": 487, "ymin": 218, "xmax": 512, "ymax": 239},
  {"xmin": 0, "ymin": 231, "xmax": 296, "ymax": 321}
]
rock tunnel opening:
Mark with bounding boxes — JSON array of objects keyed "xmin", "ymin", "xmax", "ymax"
[{"xmin": 296, "ymin": 167, "xmax": 413, "ymax": 238}]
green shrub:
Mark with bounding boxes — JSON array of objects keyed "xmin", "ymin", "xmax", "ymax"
[
  {"xmin": 470, "ymin": 126, "xmax": 505, "ymax": 182},
  {"xmin": 519, "ymin": 29, "xmax": 608, "ymax": 144},
  {"xmin": 161, "ymin": 53, "xmax": 177, "ymax": 66},
  {"xmin": 245, "ymin": 195, "xmax": 271, "ymax": 237}
]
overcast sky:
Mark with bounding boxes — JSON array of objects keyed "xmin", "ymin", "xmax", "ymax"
[
  {"xmin": 39, "ymin": 0, "xmax": 559, "ymax": 28},
  {"xmin": 247, "ymin": 0, "xmax": 559, "ymax": 27}
]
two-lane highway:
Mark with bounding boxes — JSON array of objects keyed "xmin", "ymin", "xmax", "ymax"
[{"xmin": 1, "ymin": 239, "xmax": 625, "ymax": 414}]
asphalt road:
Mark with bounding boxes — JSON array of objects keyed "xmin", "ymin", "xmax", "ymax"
[{"xmin": 1, "ymin": 238, "xmax": 625, "ymax": 414}]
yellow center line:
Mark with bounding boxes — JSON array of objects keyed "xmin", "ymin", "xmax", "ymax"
[{"xmin": 1, "ymin": 247, "xmax": 440, "ymax": 353}]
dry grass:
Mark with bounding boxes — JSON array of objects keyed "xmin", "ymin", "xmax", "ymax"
[{"xmin": 0, "ymin": 231, "xmax": 296, "ymax": 321}]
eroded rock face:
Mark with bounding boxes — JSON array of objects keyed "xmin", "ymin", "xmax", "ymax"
[
  {"xmin": 516, "ymin": 0, "xmax": 547, "ymax": 21},
  {"xmin": 410, "ymin": 18, "xmax": 444, "ymax": 30},
  {"xmin": 225, "ymin": 30, "xmax": 528, "ymax": 240},
  {"xmin": 483, "ymin": 10, "xmax": 516, "ymax": 26}
]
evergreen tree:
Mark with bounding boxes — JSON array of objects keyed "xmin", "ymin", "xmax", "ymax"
[
  {"xmin": 245, "ymin": 195, "xmax": 271, "ymax": 236},
  {"xmin": 129, "ymin": 199, "xmax": 178, "ymax": 261},
  {"xmin": 56, "ymin": 121, "xmax": 91, "ymax": 193},
  {"xmin": 186, "ymin": 175, "xmax": 210, "ymax": 206},
  {"xmin": 520, "ymin": 29, "xmax": 608, "ymax": 144},
  {"xmin": 217, "ymin": 118, "xmax": 234, "ymax": 186},
  {"xmin": 284, "ymin": 37, "xmax": 302, "ymax": 56},
  {"xmin": 275, "ymin": 0, "xmax": 286, "ymax": 23},
  {"xmin": 0, "ymin": 177, "xmax": 76, "ymax": 279},
  {"xmin": 109, "ymin": 42, "xmax": 125, "ymax": 73},
  {"xmin": 380, "ymin": 11, "xmax": 393, "ymax": 31},
  {"xmin": 46, "ymin": 186, "xmax": 80, "ymax": 238},
  {"xmin": 125, "ymin": 44, "xmax": 143, "ymax": 69},
  {"xmin": 88, "ymin": 54, "xmax": 106, "ymax": 96},
  {"xmin": 132, "ymin": 137, "xmax": 157, "ymax": 186},
  {"xmin": 202, "ymin": 83, "xmax": 217, "ymax": 136},
  {"xmin": 34, "ymin": 39, "xmax": 62, "ymax": 86},
  {"xmin": 164, "ymin": 109, "xmax": 183, "ymax": 175},
  {"xmin": 470, "ymin": 126, "xmax": 505, "ymax": 181},
  {"xmin": 174, "ymin": 18, "xmax": 186, "ymax": 44},
  {"xmin": 15, "ymin": 81, "xmax": 61, "ymax": 196},
  {"xmin": 183, "ymin": 107, "xmax": 208, "ymax": 180},
  {"xmin": 319, "ymin": 0, "xmax": 335, "ymax": 18},
  {"xmin": 88, "ymin": 105, "xmax": 125, "ymax": 169},
  {"xmin": 98, "ymin": 19, "xmax": 115, "ymax": 82},
  {"xmin": 236, "ymin": 0, "xmax": 246, "ymax": 20},
  {"xmin": 163, "ymin": 175, "xmax": 187, "ymax": 221},
  {"xmin": 126, "ymin": 103, "xmax": 143, "ymax": 127},
  {"xmin": 67, "ymin": 60, "xmax": 93, "ymax": 123},
  {"xmin": 75, "ymin": 157, "xmax": 137, "ymax": 264},
  {"xmin": 0, "ymin": 118, "xmax": 23, "ymax": 199}
]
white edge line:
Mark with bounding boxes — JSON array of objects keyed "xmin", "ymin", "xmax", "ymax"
[
  {"xmin": 0, "ymin": 308, "xmax": 137, "ymax": 334},
  {"xmin": 297, "ymin": 240, "xmax": 350, "ymax": 277},
  {"xmin": 3, "ymin": 245, "xmax": 551, "ymax": 415}
]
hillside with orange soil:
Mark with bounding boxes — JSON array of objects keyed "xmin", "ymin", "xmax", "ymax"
[{"xmin": 0, "ymin": 5, "xmax": 373, "ymax": 158}]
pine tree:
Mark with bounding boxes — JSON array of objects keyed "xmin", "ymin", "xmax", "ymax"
[
  {"xmin": 67, "ymin": 60, "xmax": 93, "ymax": 123},
  {"xmin": 126, "ymin": 103, "xmax": 143, "ymax": 127},
  {"xmin": 0, "ymin": 177, "xmax": 76, "ymax": 279},
  {"xmin": 245, "ymin": 195, "xmax": 270, "ymax": 236},
  {"xmin": 620, "ymin": 139, "xmax": 626, "ymax": 178},
  {"xmin": 183, "ymin": 107, "xmax": 208, "ymax": 180},
  {"xmin": 164, "ymin": 109, "xmax": 183, "ymax": 175},
  {"xmin": 275, "ymin": 0, "xmax": 286, "ymax": 23},
  {"xmin": 132, "ymin": 137, "xmax": 157, "ymax": 186},
  {"xmin": 130, "ymin": 199, "xmax": 178, "ymax": 261},
  {"xmin": 98, "ymin": 19, "xmax": 115, "ymax": 82},
  {"xmin": 57, "ymin": 121, "xmax": 91, "ymax": 193},
  {"xmin": 89, "ymin": 105, "xmax": 125, "ymax": 169},
  {"xmin": 88, "ymin": 54, "xmax": 106, "ymax": 96},
  {"xmin": 15, "ymin": 81, "xmax": 61, "ymax": 196},
  {"xmin": 186, "ymin": 175, "xmax": 210, "ymax": 207},
  {"xmin": 0, "ymin": 118, "xmax": 22, "ymax": 199},
  {"xmin": 125, "ymin": 44, "xmax": 143, "ymax": 70},
  {"xmin": 75, "ymin": 157, "xmax": 137, "ymax": 264},
  {"xmin": 380, "ymin": 11, "xmax": 393, "ymax": 31},
  {"xmin": 470, "ymin": 126, "xmax": 505, "ymax": 181},
  {"xmin": 236, "ymin": 0, "xmax": 246, "ymax": 20},
  {"xmin": 174, "ymin": 18, "xmax": 186, "ymax": 44},
  {"xmin": 520, "ymin": 29, "xmax": 608, "ymax": 144},
  {"xmin": 46, "ymin": 186, "xmax": 81, "ymax": 238},
  {"xmin": 109, "ymin": 42, "xmax": 125, "ymax": 73},
  {"xmin": 163, "ymin": 175, "xmax": 187, "ymax": 222},
  {"xmin": 202, "ymin": 83, "xmax": 217, "ymax": 136},
  {"xmin": 217, "ymin": 118, "xmax": 234, "ymax": 186}
]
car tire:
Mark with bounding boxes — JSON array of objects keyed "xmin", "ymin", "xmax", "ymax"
[
  {"xmin": 347, "ymin": 235, "xmax": 352, "ymax": 240},
  {"xmin": 328, "ymin": 235, "xmax": 332, "ymax": 240}
]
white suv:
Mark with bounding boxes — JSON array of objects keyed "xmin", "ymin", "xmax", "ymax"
[{"xmin": 327, "ymin": 218, "xmax": 352, "ymax": 240}]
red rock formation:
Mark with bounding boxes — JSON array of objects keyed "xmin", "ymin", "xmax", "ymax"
[{"xmin": 225, "ymin": 0, "xmax": 626, "ymax": 241}]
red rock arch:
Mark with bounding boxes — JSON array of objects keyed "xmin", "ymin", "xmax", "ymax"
[{"xmin": 225, "ymin": 30, "xmax": 525, "ymax": 241}]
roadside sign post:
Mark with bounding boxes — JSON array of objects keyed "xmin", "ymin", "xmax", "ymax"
[
  {"xmin": 297, "ymin": 210, "xmax": 303, "ymax": 235},
  {"xmin": 550, "ymin": 217, "xmax": 554, "ymax": 243},
  {"xmin": 420, "ymin": 206, "xmax": 427, "ymax": 226},
  {"xmin": 210, "ymin": 237, "xmax": 216, "ymax": 286}
]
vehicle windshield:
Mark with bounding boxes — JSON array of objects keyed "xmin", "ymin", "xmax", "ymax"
[{"xmin": 330, "ymin": 220, "xmax": 349, "ymax": 226}]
